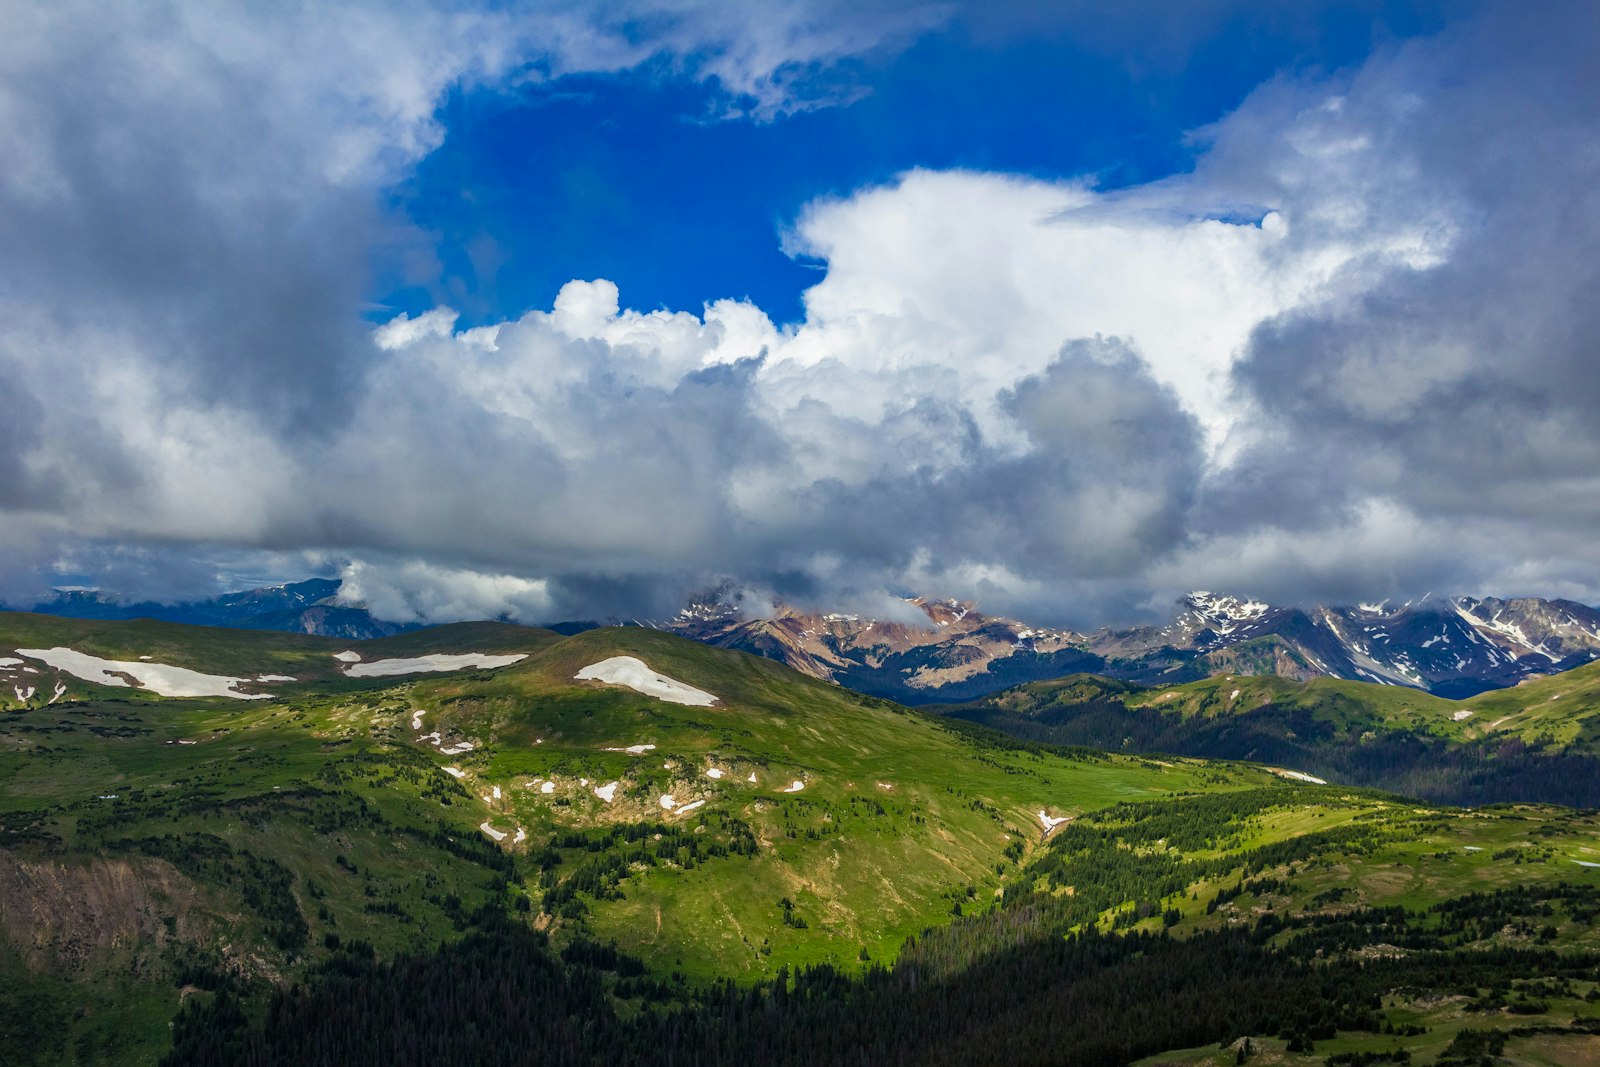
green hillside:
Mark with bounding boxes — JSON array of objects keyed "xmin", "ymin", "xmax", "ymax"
[
  {"xmin": 0, "ymin": 611, "xmax": 563, "ymax": 701},
  {"xmin": 372, "ymin": 625, "xmax": 1272, "ymax": 978},
  {"xmin": 4, "ymin": 617, "xmax": 1600, "ymax": 1064},
  {"xmin": 936, "ymin": 661, "xmax": 1600, "ymax": 807},
  {"xmin": 1121, "ymin": 661, "xmax": 1600, "ymax": 748}
]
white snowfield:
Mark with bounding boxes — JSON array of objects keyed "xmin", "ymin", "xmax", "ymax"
[
  {"xmin": 0, "ymin": 658, "xmax": 21, "ymax": 667},
  {"xmin": 491, "ymin": 785, "xmax": 502, "ymax": 800},
  {"xmin": 573, "ymin": 657, "xmax": 718, "ymax": 706},
  {"xmin": 1574, "ymin": 860, "xmax": 1600, "ymax": 868},
  {"xmin": 540, "ymin": 781, "xmax": 555, "ymax": 794},
  {"xmin": 443, "ymin": 767, "xmax": 466, "ymax": 779},
  {"xmin": 411, "ymin": 710, "xmax": 425, "ymax": 730},
  {"xmin": 479, "ymin": 822, "xmax": 507, "ymax": 842},
  {"xmin": 660, "ymin": 794, "xmax": 678, "ymax": 810},
  {"xmin": 747, "ymin": 771, "xmax": 757, "ymax": 783},
  {"xmin": 1451, "ymin": 709, "xmax": 1475, "ymax": 721},
  {"xmin": 594, "ymin": 781, "xmax": 619, "ymax": 803},
  {"xmin": 1270, "ymin": 768, "xmax": 1329, "ymax": 785},
  {"xmin": 674, "ymin": 799, "xmax": 706, "ymax": 815},
  {"xmin": 1037, "ymin": 810, "xmax": 1069, "ymax": 833},
  {"xmin": 333, "ymin": 650, "xmax": 362, "ymax": 662},
  {"xmin": 255, "ymin": 674, "xmax": 298, "ymax": 683},
  {"xmin": 781, "ymin": 780, "xmax": 805, "ymax": 793},
  {"xmin": 513, "ymin": 827, "xmax": 526, "ymax": 845},
  {"xmin": 14, "ymin": 686, "xmax": 33, "ymax": 702},
  {"xmin": 418, "ymin": 731, "xmax": 478, "ymax": 758},
  {"xmin": 15, "ymin": 647, "xmax": 273, "ymax": 700},
  {"xmin": 705, "ymin": 767, "xmax": 724, "ymax": 779},
  {"xmin": 604, "ymin": 744, "xmax": 657, "ymax": 755},
  {"xmin": 343, "ymin": 652, "xmax": 528, "ymax": 678}
]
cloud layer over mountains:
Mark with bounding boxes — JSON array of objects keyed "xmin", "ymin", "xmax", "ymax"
[{"xmin": 2, "ymin": 1, "xmax": 1597, "ymax": 625}]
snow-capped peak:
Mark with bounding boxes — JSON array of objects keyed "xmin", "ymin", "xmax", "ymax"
[
  {"xmin": 1180, "ymin": 592, "xmax": 1272, "ymax": 641},
  {"xmin": 1184, "ymin": 592, "xmax": 1269, "ymax": 622}
]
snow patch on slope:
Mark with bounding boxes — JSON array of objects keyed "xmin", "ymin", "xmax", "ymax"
[
  {"xmin": 15, "ymin": 647, "xmax": 272, "ymax": 699},
  {"xmin": 344, "ymin": 652, "xmax": 527, "ymax": 677},
  {"xmin": 574, "ymin": 656, "xmax": 718, "ymax": 706},
  {"xmin": 1269, "ymin": 768, "xmax": 1328, "ymax": 785}
]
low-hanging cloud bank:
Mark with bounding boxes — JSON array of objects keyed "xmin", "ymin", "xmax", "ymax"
[{"xmin": 2, "ymin": 2, "xmax": 1599, "ymax": 626}]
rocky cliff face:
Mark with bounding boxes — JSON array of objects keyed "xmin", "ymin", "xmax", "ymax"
[{"xmin": 663, "ymin": 592, "xmax": 1097, "ymax": 703}]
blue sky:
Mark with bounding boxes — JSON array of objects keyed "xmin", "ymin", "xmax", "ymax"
[
  {"xmin": 4, "ymin": 1, "xmax": 1599, "ymax": 625},
  {"xmin": 385, "ymin": 3, "xmax": 1448, "ymax": 327}
]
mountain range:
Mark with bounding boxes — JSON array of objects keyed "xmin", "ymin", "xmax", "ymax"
[
  {"xmin": 15, "ymin": 579, "xmax": 1600, "ymax": 702},
  {"xmin": 660, "ymin": 587, "xmax": 1600, "ymax": 702},
  {"xmin": 14, "ymin": 578, "xmax": 408, "ymax": 640}
]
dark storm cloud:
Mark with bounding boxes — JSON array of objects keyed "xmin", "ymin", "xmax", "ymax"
[
  {"xmin": 629, "ymin": 339, "xmax": 1207, "ymax": 627},
  {"xmin": 1187, "ymin": 1, "xmax": 1600, "ymax": 605},
  {"xmin": 1000, "ymin": 341, "xmax": 1203, "ymax": 575},
  {"xmin": 0, "ymin": 6, "xmax": 396, "ymax": 429}
]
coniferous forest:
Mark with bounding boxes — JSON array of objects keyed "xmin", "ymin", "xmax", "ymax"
[{"xmin": 163, "ymin": 886, "xmax": 1600, "ymax": 1067}]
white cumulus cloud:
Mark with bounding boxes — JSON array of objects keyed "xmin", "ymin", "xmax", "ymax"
[{"xmin": 337, "ymin": 559, "xmax": 555, "ymax": 624}]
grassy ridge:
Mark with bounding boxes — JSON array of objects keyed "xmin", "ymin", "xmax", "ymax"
[
  {"xmin": 397, "ymin": 626, "xmax": 1273, "ymax": 977},
  {"xmin": 1122, "ymin": 660, "xmax": 1600, "ymax": 747},
  {"xmin": 936, "ymin": 661, "xmax": 1600, "ymax": 806},
  {"xmin": 0, "ymin": 612, "xmax": 562, "ymax": 706}
]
